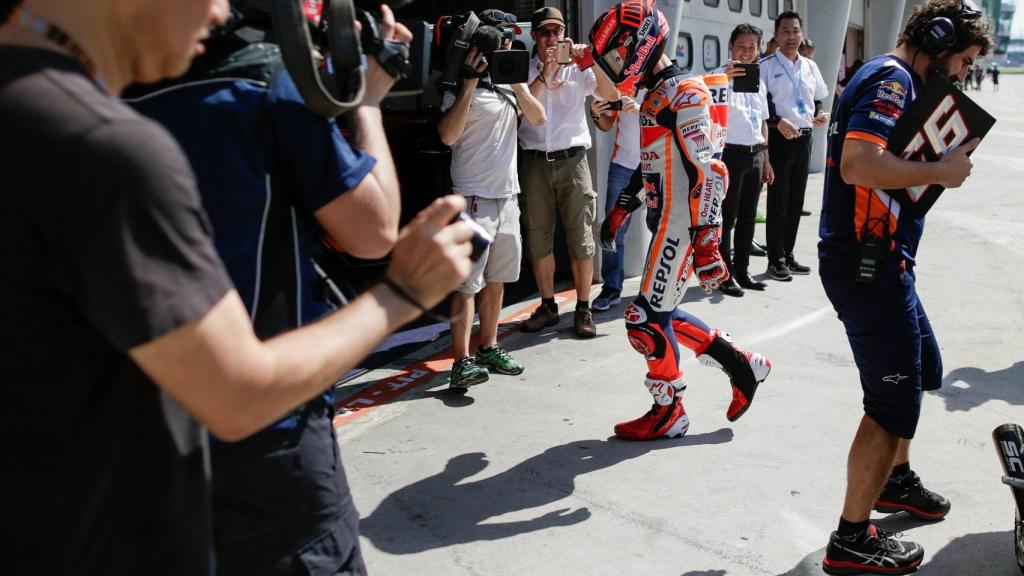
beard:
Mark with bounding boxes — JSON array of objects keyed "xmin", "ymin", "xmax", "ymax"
[{"xmin": 931, "ymin": 54, "xmax": 959, "ymax": 83}]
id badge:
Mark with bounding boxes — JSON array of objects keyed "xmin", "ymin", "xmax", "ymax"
[{"xmin": 796, "ymin": 99, "xmax": 808, "ymax": 114}]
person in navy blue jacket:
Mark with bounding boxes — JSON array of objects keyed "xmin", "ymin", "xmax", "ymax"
[
  {"xmin": 818, "ymin": 2, "xmax": 991, "ymax": 573},
  {"xmin": 130, "ymin": 4, "xmax": 415, "ymax": 574}
]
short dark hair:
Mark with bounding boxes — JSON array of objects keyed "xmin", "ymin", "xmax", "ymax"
[
  {"xmin": 775, "ymin": 11, "xmax": 802, "ymax": 32},
  {"xmin": 801, "ymin": 38, "xmax": 814, "ymax": 50},
  {"xmin": 730, "ymin": 23, "xmax": 763, "ymax": 46},
  {"xmin": 899, "ymin": 0, "xmax": 994, "ymax": 56}
]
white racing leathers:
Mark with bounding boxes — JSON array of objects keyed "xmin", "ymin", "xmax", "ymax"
[
  {"xmin": 615, "ymin": 67, "xmax": 772, "ymax": 439},
  {"xmin": 637, "ymin": 70, "xmax": 728, "ymax": 312}
]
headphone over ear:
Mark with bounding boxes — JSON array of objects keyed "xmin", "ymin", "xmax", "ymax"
[{"xmin": 913, "ymin": 1, "xmax": 983, "ymax": 55}]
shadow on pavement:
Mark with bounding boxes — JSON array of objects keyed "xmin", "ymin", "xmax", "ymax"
[
  {"xmin": 420, "ymin": 387, "xmax": 476, "ymax": 408},
  {"xmin": 937, "ymin": 361, "xmax": 1024, "ymax": 413},
  {"xmin": 360, "ymin": 431, "xmax": 734, "ymax": 554},
  {"xmin": 925, "ymin": 530, "xmax": 1018, "ymax": 575}
]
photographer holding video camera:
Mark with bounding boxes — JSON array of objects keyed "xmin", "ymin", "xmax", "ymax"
[
  {"xmin": 435, "ymin": 9, "xmax": 546, "ymax": 390},
  {"xmin": 2, "ymin": 0, "xmax": 476, "ymax": 574},
  {"xmin": 124, "ymin": 2, "xmax": 443, "ymax": 574}
]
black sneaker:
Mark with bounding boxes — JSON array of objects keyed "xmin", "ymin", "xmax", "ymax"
[
  {"xmin": 766, "ymin": 262, "xmax": 793, "ymax": 282},
  {"xmin": 786, "ymin": 255, "xmax": 811, "ymax": 275},
  {"xmin": 591, "ymin": 287, "xmax": 622, "ymax": 312},
  {"xmin": 874, "ymin": 471, "xmax": 951, "ymax": 521},
  {"xmin": 823, "ymin": 525, "xmax": 924, "ymax": 575}
]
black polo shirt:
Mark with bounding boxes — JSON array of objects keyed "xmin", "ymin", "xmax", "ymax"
[{"xmin": 0, "ymin": 47, "xmax": 233, "ymax": 575}]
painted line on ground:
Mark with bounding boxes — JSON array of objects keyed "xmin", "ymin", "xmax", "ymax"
[
  {"xmin": 335, "ymin": 288, "xmax": 836, "ymax": 427},
  {"xmin": 332, "ymin": 288, "xmax": 577, "ymax": 428},
  {"xmin": 742, "ymin": 304, "xmax": 835, "ymax": 346},
  {"xmin": 679, "ymin": 304, "xmax": 834, "ymax": 366}
]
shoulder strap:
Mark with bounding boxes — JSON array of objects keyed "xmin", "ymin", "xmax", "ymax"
[{"xmin": 478, "ymin": 79, "xmax": 520, "ymax": 115}]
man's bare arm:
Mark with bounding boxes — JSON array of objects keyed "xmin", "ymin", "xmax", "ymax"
[
  {"xmin": 130, "ymin": 196, "xmax": 474, "ymax": 441},
  {"xmin": 438, "ymin": 82, "xmax": 478, "ymax": 146},
  {"xmin": 841, "ymin": 137, "xmax": 980, "ymax": 190},
  {"xmin": 584, "ymin": 46, "xmax": 620, "ymax": 102},
  {"xmin": 511, "ymin": 82, "xmax": 547, "ymax": 127},
  {"xmin": 314, "ymin": 6, "xmax": 411, "ymax": 259}
]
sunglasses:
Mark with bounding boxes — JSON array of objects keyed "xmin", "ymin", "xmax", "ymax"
[
  {"xmin": 485, "ymin": 10, "xmax": 517, "ymax": 24},
  {"xmin": 535, "ymin": 27, "xmax": 564, "ymax": 38}
]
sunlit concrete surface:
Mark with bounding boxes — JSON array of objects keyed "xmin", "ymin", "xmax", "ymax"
[{"xmin": 338, "ymin": 75, "xmax": 1024, "ymax": 576}]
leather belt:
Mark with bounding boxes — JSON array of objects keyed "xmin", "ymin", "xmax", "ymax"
[
  {"xmin": 523, "ymin": 146, "xmax": 585, "ymax": 162},
  {"xmin": 770, "ymin": 126, "xmax": 814, "ymax": 136},
  {"xmin": 724, "ymin": 143, "xmax": 767, "ymax": 154}
]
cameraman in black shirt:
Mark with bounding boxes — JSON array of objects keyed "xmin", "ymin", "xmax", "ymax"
[{"xmin": 0, "ymin": 1, "xmax": 475, "ymax": 574}]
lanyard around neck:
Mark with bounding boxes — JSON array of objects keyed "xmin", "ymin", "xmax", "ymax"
[
  {"xmin": 10, "ymin": 6, "xmax": 109, "ymax": 93},
  {"xmin": 776, "ymin": 52, "xmax": 804, "ymax": 99}
]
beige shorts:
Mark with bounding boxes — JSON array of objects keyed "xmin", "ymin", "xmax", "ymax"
[
  {"xmin": 518, "ymin": 150, "xmax": 597, "ymax": 262},
  {"xmin": 458, "ymin": 196, "xmax": 523, "ymax": 294}
]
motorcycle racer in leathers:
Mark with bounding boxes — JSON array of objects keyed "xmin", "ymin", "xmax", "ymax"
[{"xmin": 590, "ymin": 0, "xmax": 771, "ymax": 440}]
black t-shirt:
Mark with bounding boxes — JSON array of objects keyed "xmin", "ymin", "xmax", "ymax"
[{"xmin": 0, "ymin": 47, "xmax": 233, "ymax": 575}]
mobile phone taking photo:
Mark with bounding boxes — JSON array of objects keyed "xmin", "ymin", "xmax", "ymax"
[
  {"xmin": 556, "ymin": 40, "xmax": 573, "ymax": 65},
  {"xmin": 732, "ymin": 62, "xmax": 760, "ymax": 93}
]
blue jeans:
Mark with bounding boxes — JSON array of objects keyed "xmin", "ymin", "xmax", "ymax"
[{"xmin": 600, "ymin": 162, "xmax": 637, "ymax": 293}]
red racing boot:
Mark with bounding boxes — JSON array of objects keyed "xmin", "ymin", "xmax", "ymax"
[
  {"xmin": 697, "ymin": 330, "xmax": 771, "ymax": 422},
  {"xmin": 614, "ymin": 375, "xmax": 690, "ymax": 440}
]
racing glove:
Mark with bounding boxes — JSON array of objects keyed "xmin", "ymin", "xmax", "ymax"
[
  {"xmin": 690, "ymin": 225, "xmax": 729, "ymax": 294},
  {"xmin": 600, "ymin": 189, "xmax": 643, "ymax": 252}
]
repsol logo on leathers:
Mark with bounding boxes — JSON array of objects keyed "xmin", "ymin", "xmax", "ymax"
[{"xmin": 650, "ymin": 236, "xmax": 680, "ymax": 308}]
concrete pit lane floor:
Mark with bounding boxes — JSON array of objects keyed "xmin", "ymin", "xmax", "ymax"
[{"xmin": 334, "ymin": 75, "xmax": 1024, "ymax": 576}]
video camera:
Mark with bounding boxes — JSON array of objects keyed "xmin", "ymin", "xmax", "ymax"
[
  {"xmin": 433, "ymin": 10, "xmax": 529, "ymax": 88},
  {"xmin": 228, "ymin": 0, "xmax": 431, "ymax": 117}
]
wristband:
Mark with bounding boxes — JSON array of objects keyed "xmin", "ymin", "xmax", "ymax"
[
  {"xmin": 382, "ymin": 277, "xmax": 450, "ymax": 322},
  {"xmin": 383, "ymin": 276, "xmax": 428, "ymax": 312}
]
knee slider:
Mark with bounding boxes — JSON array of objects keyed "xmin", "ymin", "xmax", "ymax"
[
  {"xmin": 625, "ymin": 300, "xmax": 668, "ymax": 360},
  {"xmin": 645, "ymin": 374, "xmax": 688, "ymax": 406}
]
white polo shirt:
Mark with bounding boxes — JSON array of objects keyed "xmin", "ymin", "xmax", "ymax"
[
  {"xmin": 441, "ymin": 85, "xmax": 520, "ymax": 199},
  {"xmin": 716, "ymin": 67, "xmax": 769, "ymax": 147},
  {"xmin": 761, "ymin": 51, "xmax": 828, "ymax": 129},
  {"xmin": 518, "ymin": 56, "xmax": 598, "ymax": 152}
]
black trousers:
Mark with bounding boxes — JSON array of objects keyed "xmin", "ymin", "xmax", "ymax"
[
  {"xmin": 766, "ymin": 129, "xmax": 812, "ymax": 265},
  {"xmin": 212, "ymin": 398, "xmax": 367, "ymax": 576},
  {"xmin": 721, "ymin": 146, "xmax": 764, "ymax": 275}
]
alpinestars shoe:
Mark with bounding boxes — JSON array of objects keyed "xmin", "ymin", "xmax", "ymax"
[
  {"xmin": 822, "ymin": 525, "xmax": 924, "ymax": 575},
  {"xmin": 874, "ymin": 471, "xmax": 951, "ymax": 520},
  {"xmin": 614, "ymin": 398, "xmax": 689, "ymax": 440},
  {"xmin": 699, "ymin": 334, "xmax": 771, "ymax": 422}
]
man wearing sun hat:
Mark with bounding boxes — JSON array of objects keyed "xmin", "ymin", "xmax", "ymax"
[{"xmin": 518, "ymin": 6, "xmax": 619, "ymax": 339}]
